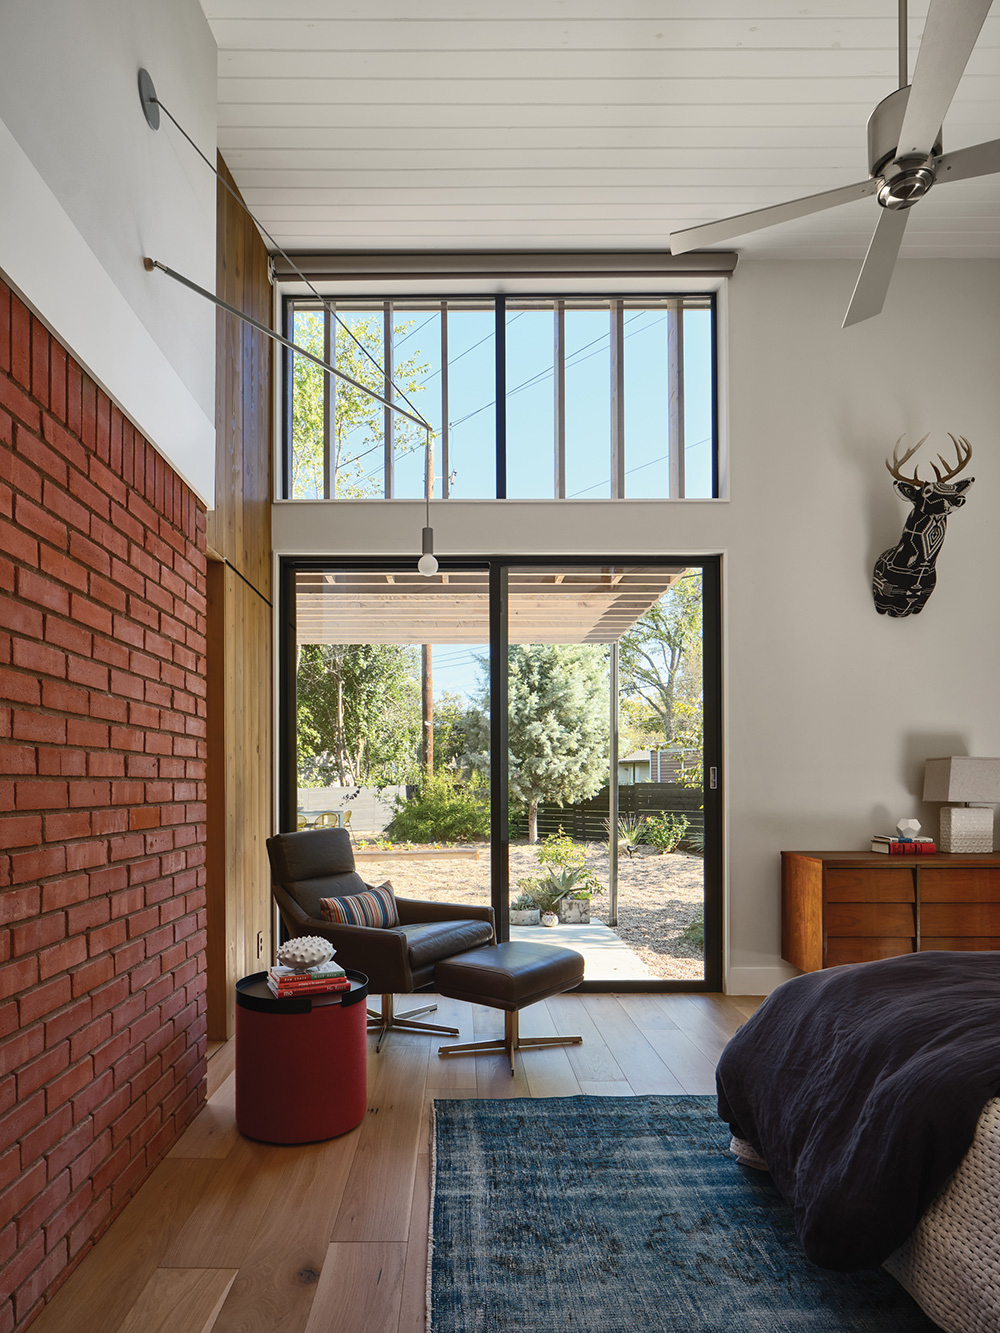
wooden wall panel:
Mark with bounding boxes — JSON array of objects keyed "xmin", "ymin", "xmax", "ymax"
[
  {"xmin": 207, "ymin": 154, "xmax": 275, "ymax": 1041},
  {"xmin": 209, "ymin": 155, "xmax": 272, "ymax": 598}
]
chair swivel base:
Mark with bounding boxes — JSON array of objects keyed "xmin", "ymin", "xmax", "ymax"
[
  {"xmin": 439, "ymin": 1010, "xmax": 582, "ymax": 1077},
  {"xmin": 367, "ymin": 993, "xmax": 459, "ymax": 1053}
]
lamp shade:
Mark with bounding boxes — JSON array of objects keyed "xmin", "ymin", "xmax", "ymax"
[{"xmin": 923, "ymin": 757, "xmax": 1000, "ymax": 803}]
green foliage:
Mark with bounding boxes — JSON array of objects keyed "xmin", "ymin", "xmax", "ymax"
[
  {"xmin": 619, "ymin": 574, "xmax": 703, "ymax": 747},
  {"xmin": 432, "ymin": 692, "xmax": 476, "ymax": 774},
  {"xmin": 296, "ymin": 642, "xmax": 420, "ymax": 787},
  {"xmin": 603, "ymin": 813, "xmax": 648, "ymax": 850},
  {"xmin": 467, "ymin": 644, "xmax": 609, "ymax": 843},
  {"xmin": 290, "ymin": 311, "xmax": 430, "ymax": 500},
  {"xmin": 516, "ymin": 867, "xmax": 584, "ymax": 913},
  {"xmin": 679, "ymin": 914, "xmax": 704, "ymax": 950},
  {"xmin": 644, "ymin": 811, "xmax": 690, "ymax": 854},
  {"xmin": 385, "ymin": 772, "xmax": 489, "ymax": 844},
  {"xmin": 510, "ymin": 889, "xmax": 538, "ymax": 912},
  {"xmin": 531, "ymin": 829, "xmax": 603, "ymax": 898}
]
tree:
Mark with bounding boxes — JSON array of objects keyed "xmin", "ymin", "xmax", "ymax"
[
  {"xmin": 467, "ymin": 644, "xmax": 610, "ymax": 843},
  {"xmin": 296, "ymin": 643, "xmax": 421, "ymax": 787},
  {"xmin": 618, "ymin": 575, "xmax": 702, "ymax": 746},
  {"xmin": 290, "ymin": 311, "xmax": 430, "ymax": 499},
  {"xmin": 432, "ymin": 691, "xmax": 477, "ymax": 774}
]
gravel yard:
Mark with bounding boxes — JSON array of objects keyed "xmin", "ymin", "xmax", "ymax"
[{"xmin": 354, "ymin": 840, "xmax": 706, "ymax": 982}]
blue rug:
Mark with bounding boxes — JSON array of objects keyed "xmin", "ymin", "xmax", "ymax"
[{"xmin": 429, "ymin": 1095, "xmax": 938, "ymax": 1333}]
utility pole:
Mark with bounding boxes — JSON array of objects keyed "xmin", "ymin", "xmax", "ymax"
[{"xmin": 422, "ymin": 434, "xmax": 434, "ymax": 773}]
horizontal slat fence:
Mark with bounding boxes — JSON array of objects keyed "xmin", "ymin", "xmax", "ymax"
[{"xmin": 512, "ymin": 782, "xmax": 704, "ymax": 846}]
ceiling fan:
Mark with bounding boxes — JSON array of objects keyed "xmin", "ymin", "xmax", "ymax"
[{"xmin": 669, "ymin": 0, "xmax": 1000, "ymax": 326}]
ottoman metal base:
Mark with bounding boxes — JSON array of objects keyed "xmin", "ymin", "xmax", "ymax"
[
  {"xmin": 434, "ymin": 941, "xmax": 585, "ymax": 1076},
  {"xmin": 440, "ymin": 1010, "xmax": 582, "ymax": 1077}
]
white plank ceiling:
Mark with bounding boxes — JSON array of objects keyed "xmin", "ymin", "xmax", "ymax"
[{"xmin": 204, "ymin": 1, "xmax": 1000, "ymax": 260}]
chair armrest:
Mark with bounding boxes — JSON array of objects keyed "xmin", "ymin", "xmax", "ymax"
[{"xmin": 394, "ymin": 897, "xmax": 495, "ymax": 936}]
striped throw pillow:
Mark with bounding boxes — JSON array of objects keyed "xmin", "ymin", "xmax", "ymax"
[{"xmin": 319, "ymin": 882, "xmax": 398, "ymax": 928}]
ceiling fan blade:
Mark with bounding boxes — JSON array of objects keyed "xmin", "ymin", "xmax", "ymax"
[
  {"xmin": 669, "ymin": 179, "xmax": 877, "ymax": 255},
  {"xmin": 843, "ymin": 207, "xmax": 910, "ymax": 327},
  {"xmin": 936, "ymin": 136, "xmax": 1000, "ymax": 184},
  {"xmin": 896, "ymin": 0, "xmax": 993, "ymax": 159}
]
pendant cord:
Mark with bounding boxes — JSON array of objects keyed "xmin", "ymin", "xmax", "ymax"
[
  {"xmin": 151, "ymin": 95, "xmax": 431, "ymax": 431},
  {"xmin": 898, "ymin": 0, "xmax": 908, "ymax": 89}
]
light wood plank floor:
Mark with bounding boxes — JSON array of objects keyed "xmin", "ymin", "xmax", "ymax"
[{"xmin": 30, "ymin": 991, "xmax": 761, "ymax": 1333}]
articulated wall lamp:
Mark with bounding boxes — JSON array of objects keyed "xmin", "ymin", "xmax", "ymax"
[{"xmin": 136, "ymin": 68, "xmax": 440, "ymax": 578}]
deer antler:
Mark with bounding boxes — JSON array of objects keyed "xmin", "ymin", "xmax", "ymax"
[
  {"xmin": 885, "ymin": 433, "xmax": 930, "ymax": 484},
  {"xmin": 929, "ymin": 434, "xmax": 972, "ymax": 483}
]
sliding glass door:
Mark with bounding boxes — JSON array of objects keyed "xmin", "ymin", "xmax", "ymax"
[{"xmin": 279, "ymin": 556, "xmax": 721, "ymax": 991}]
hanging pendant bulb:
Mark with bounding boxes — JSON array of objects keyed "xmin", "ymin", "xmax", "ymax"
[{"xmin": 418, "ymin": 526, "xmax": 438, "ymax": 577}]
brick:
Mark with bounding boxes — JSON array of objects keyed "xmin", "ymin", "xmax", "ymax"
[
  {"xmin": 38, "ymin": 937, "xmax": 87, "ymax": 981},
  {"xmin": 12, "ymin": 711, "xmax": 66, "ymax": 746},
  {"xmin": 11, "ymin": 637, "xmax": 65, "ymax": 678},
  {"xmin": 8, "ymin": 298, "xmax": 31, "ymax": 389},
  {"xmin": 0, "ymin": 815, "xmax": 41, "ymax": 851},
  {"xmin": 0, "ymin": 517, "xmax": 39, "ymax": 570},
  {"xmin": 67, "ymin": 530, "xmax": 110, "ymax": 577},
  {"xmin": 11, "ymin": 913, "xmax": 64, "ymax": 957},
  {"xmin": 39, "ymin": 875, "xmax": 89, "ymax": 912},
  {"xmin": 43, "ymin": 998, "xmax": 92, "ymax": 1051},
  {"xmin": 0, "ymin": 747, "xmax": 35, "ymax": 776},
  {"xmin": 13, "ymin": 1234, "xmax": 67, "ymax": 1323},
  {"xmin": 0, "ymin": 887, "xmax": 39, "ymax": 926},
  {"xmin": 48, "ymin": 344, "xmax": 67, "ymax": 423},
  {"xmin": 16, "ymin": 567, "xmax": 70, "ymax": 617},
  {"xmin": 71, "ymin": 956, "xmax": 114, "ymax": 1001},
  {"xmin": 0, "ymin": 373, "xmax": 42, "ymax": 435},
  {"xmin": 13, "ymin": 494, "xmax": 66, "ymax": 553},
  {"xmin": 15, "ymin": 1043, "xmax": 68, "ymax": 1102},
  {"xmin": 18, "ymin": 975, "xmax": 71, "ymax": 1025},
  {"xmin": 45, "ymin": 1057, "xmax": 93, "ymax": 1114},
  {"xmin": 0, "ymin": 1024, "xmax": 43, "ymax": 1080},
  {"xmin": 68, "ymin": 594, "xmax": 113, "ymax": 637},
  {"xmin": 15, "ymin": 781, "xmax": 67, "ymax": 812},
  {"xmin": 0, "ymin": 957, "xmax": 38, "ymax": 1001}
]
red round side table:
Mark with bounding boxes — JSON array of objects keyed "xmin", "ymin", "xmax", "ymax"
[{"xmin": 234, "ymin": 969, "xmax": 368, "ymax": 1143}]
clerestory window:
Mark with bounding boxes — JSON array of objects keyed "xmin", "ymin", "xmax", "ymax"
[{"xmin": 282, "ymin": 294, "xmax": 717, "ymax": 502}]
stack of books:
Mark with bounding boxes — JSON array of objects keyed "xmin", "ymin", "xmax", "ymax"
[
  {"xmin": 267, "ymin": 961, "xmax": 350, "ymax": 997},
  {"xmin": 870, "ymin": 835, "xmax": 937, "ymax": 855}
]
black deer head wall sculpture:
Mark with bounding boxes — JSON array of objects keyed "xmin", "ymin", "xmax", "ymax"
[{"xmin": 872, "ymin": 434, "xmax": 974, "ymax": 617}]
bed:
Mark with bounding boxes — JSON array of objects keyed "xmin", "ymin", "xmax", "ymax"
[{"xmin": 716, "ymin": 951, "xmax": 1000, "ymax": 1332}]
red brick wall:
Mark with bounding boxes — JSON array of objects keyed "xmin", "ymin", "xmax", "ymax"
[{"xmin": 0, "ymin": 277, "xmax": 208, "ymax": 1333}]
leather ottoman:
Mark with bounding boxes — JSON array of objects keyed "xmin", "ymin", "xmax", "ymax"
[{"xmin": 435, "ymin": 940, "xmax": 585, "ymax": 1075}]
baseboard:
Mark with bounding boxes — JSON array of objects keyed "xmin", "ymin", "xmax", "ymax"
[{"xmin": 724, "ymin": 963, "xmax": 798, "ymax": 996}]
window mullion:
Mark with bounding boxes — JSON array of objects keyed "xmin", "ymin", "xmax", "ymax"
[
  {"xmin": 383, "ymin": 301, "xmax": 394, "ymax": 499},
  {"xmin": 610, "ymin": 299, "xmax": 625, "ymax": 498},
  {"xmin": 323, "ymin": 306, "xmax": 332, "ymax": 499},
  {"xmin": 554, "ymin": 301, "xmax": 566, "ymax": 499},
  {"xmin": 668, "ymin": 300, "xmax": 686, "ymax": 500},
  {"xmin": 441, "ymin": 301, "xmax": 449, "ymax": 499}
]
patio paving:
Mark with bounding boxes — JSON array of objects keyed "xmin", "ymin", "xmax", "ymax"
[{"xmin": 510, "ymin": 920, "xmax": 653, "ymax": 981}]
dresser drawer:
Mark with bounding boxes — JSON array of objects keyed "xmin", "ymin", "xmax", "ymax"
[
  {"xmin": 921, "ymin": 903, "xmax": 1000, "ymax": 936},
  {"xmin": 826, "ymin": 937, "xmax": 915, "ymax": 967},
  {"xmin": 825, "ymin": 903, "xmax": 915, "ymax": 936},
  {"xmin": 824, "ymin": 868, "xmax": 914, "ymax": 902},
  {"xmin": 922, "ymin": 937, "xmax": 1000, "ymax": 952},
  {"xmin": 919, "ymin": 869, "xmax": 1000, "ymax": 902}
]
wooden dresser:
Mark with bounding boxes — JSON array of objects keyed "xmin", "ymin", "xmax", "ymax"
[{"xmin": 781, "ymin": 850, "xmax": 1000, "ymax": 972}]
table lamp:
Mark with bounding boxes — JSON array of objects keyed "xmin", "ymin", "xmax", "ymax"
[{"xmin": 922, "ymin": 757, "xmax": 1000, "ymax": 853}]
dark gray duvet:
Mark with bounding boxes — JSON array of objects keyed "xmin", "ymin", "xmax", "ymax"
[{"xmin": 716, "ymin": 951, "xmax": 1000, "ymax": 1270}]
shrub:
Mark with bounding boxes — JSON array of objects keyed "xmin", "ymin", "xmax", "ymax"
[
  {"xmin": 644, "ymin": 811, "xmax": 689, "ymax": 854},
  {"xmin": 534, "ymin": 829, "xmax": 604, "ymax": 898},
  {"xmin": 385, "ymin": 772, "xmax": 489, "ymax": 843}
]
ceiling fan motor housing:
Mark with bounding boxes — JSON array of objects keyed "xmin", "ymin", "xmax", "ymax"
[{"xmin": 868, "ymin": 86, "xmax": 943, "ymax": 209}]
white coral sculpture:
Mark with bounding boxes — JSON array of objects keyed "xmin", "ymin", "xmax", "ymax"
[{"xmin": 277, "ymin": 936, "xmax": 335, "ymax": 972}]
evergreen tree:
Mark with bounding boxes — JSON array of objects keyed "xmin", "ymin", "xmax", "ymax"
[{"xmin": 467, "ymin": 644, "xmax": 610, "ymax": 843}]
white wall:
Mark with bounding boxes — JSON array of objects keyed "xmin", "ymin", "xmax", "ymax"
[
  {"xmin": 0, "ymin": 0, "xmax": 217, "ymax": 502},
  {"xmin": 272, "ymin": 256, "xmax": 1000, "ymax": 993}
]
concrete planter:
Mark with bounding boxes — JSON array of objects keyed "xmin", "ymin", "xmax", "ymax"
[
  {"xmin": 510, "ymin": 908, "xmax": 541, "ymax": 926},
  {"xmin": 557, "ymin": 896, "xmax": 591, "ymax": 925}
]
